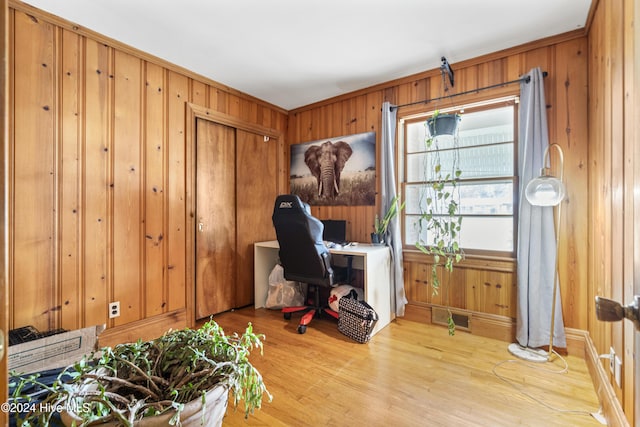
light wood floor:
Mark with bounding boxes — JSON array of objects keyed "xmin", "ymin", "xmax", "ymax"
[{"xmin": 210, "ymin": 307, "xmax": 602, "ymax": 427}]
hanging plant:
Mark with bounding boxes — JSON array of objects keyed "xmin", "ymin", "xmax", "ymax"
[
  {"xmin": 415, "ymin": 110, "xmax": 464, "ymax": 335},
  {"xmin": 426, "ymin": 111, "xmax": 461, "ymax": 137}
]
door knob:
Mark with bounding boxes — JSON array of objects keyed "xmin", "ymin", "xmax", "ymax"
[
  {"xmin": 198, "ymin": 222, "xmax": 204, "ymax": 232},
  {"xmin": 595, "ymin": 295, "xmax": 640, "ymax": 330}
]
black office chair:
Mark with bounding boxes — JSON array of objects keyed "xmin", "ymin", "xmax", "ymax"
[{"xmin": 272, "ymin": 194, "xmax": 338, "ymax": 333}]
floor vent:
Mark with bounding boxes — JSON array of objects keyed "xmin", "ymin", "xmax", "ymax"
[{"xmin": 431, "ymin": 306, "xmax": 472, "ymax": 332}]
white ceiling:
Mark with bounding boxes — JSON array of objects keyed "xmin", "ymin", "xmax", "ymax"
[{"xmin": 22, "ymin": 0, "xmax": 591, "ymax": 111}]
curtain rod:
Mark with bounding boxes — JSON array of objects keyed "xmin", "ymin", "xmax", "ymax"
[{"xmin": 390, "ymin": 71, "xmax": 548, "ymax": 111}]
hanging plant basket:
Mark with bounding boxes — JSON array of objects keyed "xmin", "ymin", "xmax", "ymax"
[{"xmin": 426, "ymin": 113, "xmax": 461, "ymax": 137}]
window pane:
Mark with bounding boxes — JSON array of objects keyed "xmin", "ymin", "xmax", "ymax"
[
  {"xmin": 406, "ymin": 151, "xmax": 461, "ymax": 182},
  {"xmin": 404, "ymin": 184, "xmax": 423, "ymax": 215},
  {"xmin": 405, "ymin": 215, "xmax": 513, "ymax": 252},
  {"xmin": 406, "ymin": 121, "xmax": 427, "ymax": 153},
  {"xmin": 405, "ymin": 214, "xmax": 425, "ymax": 248},
  {"xmin": 459, "ymin": 124, "xmax": 513, "ymax": 147},
  {"xmin": 459, "ymin": 217, "xmax": 513, "ymax": 252},
  {"xmin": 408, "ymin": 144, "xmax": 513, "ymax": 182},
  {"xmin": 458, "ymin": 106, "xmax": 514, "ymax": 147},
  {"xmin": 405, "ymin": 184, "xmax": 460, "ymax": 216},
  {"xmin": 406, "ymin": 181, "xmax": 513, "ymax": 216},
  {"xmin": 458, "ymin": 144, "xmax": 513, "ymax": 178},
  {"xmin": 459, "ymin": 181, "xmax": 513, "ymax": 215}
]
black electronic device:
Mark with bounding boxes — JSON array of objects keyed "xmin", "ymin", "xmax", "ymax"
[{"xmin": 321, "ymin": 219, "xmax": 347, "ymax": 245}]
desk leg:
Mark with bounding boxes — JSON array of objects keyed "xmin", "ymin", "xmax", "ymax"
[{"xmin": 254, "ymin": 245, "xmax": 279, "ymax": 308}]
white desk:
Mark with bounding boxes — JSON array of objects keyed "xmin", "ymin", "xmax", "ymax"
[{"xmin": 254, "ymin": 240, "xmax": 392, "ymax": 336}]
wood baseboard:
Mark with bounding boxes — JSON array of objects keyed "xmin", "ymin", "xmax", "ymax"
[
  {"xmin": 583, "ymin": 331, "xmax": 629, "ymax": 427},
  {"xmin": 403, "ymin": 303, "xmax": 585, "ymax": 356},
  {"xmin": 98, "ymin": 309, "xmax": 187, "ymax": 348}
]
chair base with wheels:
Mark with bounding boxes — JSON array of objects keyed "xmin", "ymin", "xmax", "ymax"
[{"xmin": 282, "ymin": 284, "xmax": 338, "ymax": 334}]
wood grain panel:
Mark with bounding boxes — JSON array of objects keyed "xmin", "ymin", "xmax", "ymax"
[
  {"xmin": 144, "ymin": 62, "xmax": 166, "ymax": 317},
  {"xmin": 552, "ymin": 38, "xmax": 589, "ymax": 330},
  {"xmin": 12, "ymin": 10, "xmax": 56, "ymax": 331},
  {"xmin": 227, "ymin": 93, "xmax": 241, "ymax": 118},
  {"xmin": 621, "ymin": 0, "xmax": 638, "ymax": 419},
  {"xmin": 587, "ymin": 2, "xmax": 605, "ymax": 355},
  {"xmin": 209, "ymin": 88, "xmax": 227, "ymax": 114},
  {"xmin": 82, "ymin": 38, "xmax": 110, "ymax": 328},
  {"xmin": 1, "ymin": 2, "xmax": 9, "ymax": 424},
  {"xmin": 166, "ymin": 71, "xmax": 188, "ymax": 312},
  {"xmin": 59, "ymin": 29, "xmax": 82, "ymax": 330},
  {"xmin": 607, "ymin": 0, "xmax": 625, "ymax": 408},
  {"xmin": 589, "ymin": 0, "xmax": 614, "ymax": 383},
  {"xmin": 190, "ymin": 80, "xmax": 207, "ymax": 108},
  {"xmin": 235, "ymin": 129, "xmax": 277, "ymax": 307},
  {"xmin": 112, "ymin": 50, "xmax": 143, "ymax": 326},
  {"xmin": 406, "ymin": 262, "xmax": 443, "ymax": 306},
  {"xmin": 466, "ymin": 269, "xmax": 516, "ymax": 318}
]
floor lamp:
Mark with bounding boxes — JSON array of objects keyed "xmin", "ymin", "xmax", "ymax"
[{"xmin": 508, "ymin": 143, "xmax": 565, "ymax": 362}]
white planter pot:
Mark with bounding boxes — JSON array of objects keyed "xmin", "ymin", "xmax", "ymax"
[{"xmin": 61, "ymin": 385, "xmax": 229, "ymax": 427}]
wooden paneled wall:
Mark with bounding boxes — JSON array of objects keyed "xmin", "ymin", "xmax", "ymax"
[
  {"xmin": 1, "ymin": 0, "xmax": 8, "ymax": 423},
  {"xmin": 7, "ymin": 2, "xmax": 287, "ymax": 334},
  {"xmin": 588, "ymin": 0, "xmax": 638, "ymax": 423},
  {"xmin": 288, "ymin": 32, "xmax": 589, "ymax": 334}
]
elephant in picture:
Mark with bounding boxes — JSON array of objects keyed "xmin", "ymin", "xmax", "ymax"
[{"xmin": 304, "ymin": 140, "xmax": 353, "ymax": 199}]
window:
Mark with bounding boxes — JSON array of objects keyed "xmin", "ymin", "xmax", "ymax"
[{"xmin": 401, "ymin": 98, "xmax": 518, "ymax": 256}]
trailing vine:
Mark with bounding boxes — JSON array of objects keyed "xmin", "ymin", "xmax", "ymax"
[{"xmin": 415, "ymin": 110, "xmax": 464, "ymax": 335}]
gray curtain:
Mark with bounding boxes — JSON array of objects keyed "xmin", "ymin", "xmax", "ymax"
[
  {"xmin": 516, "ymin": 68, "xmax": 566, "ymax": 349},
  {"xmin": 381, "ymin": 102, "xmax": 407, "ymax": 317}
]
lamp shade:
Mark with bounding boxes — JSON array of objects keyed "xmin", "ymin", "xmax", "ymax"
[{"xmin": 525, "ymin": 175, "xmax": 565, "ymax": 206}]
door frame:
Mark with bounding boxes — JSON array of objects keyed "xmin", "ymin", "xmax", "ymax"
[
  {"xmin": 1, "ymin": 0, "xmax": 9, "ymax": 423},
  {"xmin": 184, "ymin": 103, "xmax": 282, "ymax": 327}
]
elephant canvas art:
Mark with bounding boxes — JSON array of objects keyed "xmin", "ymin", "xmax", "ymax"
[
  {"xmin": 304, "ymin": 140, "xmax": 353, "ymax": 199},
  {"xmin": 290, "ymin": 131, "xmax": 376, "ymax": 206}
]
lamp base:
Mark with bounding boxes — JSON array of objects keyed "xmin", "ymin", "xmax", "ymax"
[{"xmin": 507, "ymin": 343, "xmax": 549, "ymax": 363}]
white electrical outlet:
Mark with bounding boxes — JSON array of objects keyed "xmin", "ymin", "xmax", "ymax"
[
  {"xmin": 609, "ymin": 347, "xmax": 615, "ymax": 374},
  {"xmin": 614, "ymin": 355, "xmax": 622, "ymax": 387},
  {"xmin": 109, "ymin": 301, "xmax": 120, "ymax": 318}
]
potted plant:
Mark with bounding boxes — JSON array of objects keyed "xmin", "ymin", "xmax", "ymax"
[
  {"xmin": 426, "ymin": 110, "xmax": 461, "ymax": 138},
  {"xmin": 11, "ymin": 319, "xmax": 271, "ymax": 426},
  {"xmin": 415, "ymin": 113, "xmax": 464, "ymax": 335},
  {"xmin": 371, "ymin": 194, "xmax": 405, "ymax": 244}
]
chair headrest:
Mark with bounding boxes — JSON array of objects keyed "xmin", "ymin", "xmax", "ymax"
[{"xmin": 273, "ymin": 194, "xmax": 311, "ymax": 216}]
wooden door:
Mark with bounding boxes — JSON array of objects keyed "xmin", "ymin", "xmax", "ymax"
[
  {"xmin": 195, "ymin": 119, "xmax": 236, "ymax": 319},
  {"xmin": 235, "ymin": 131, "xmax": 278, "ymax": 307}
]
